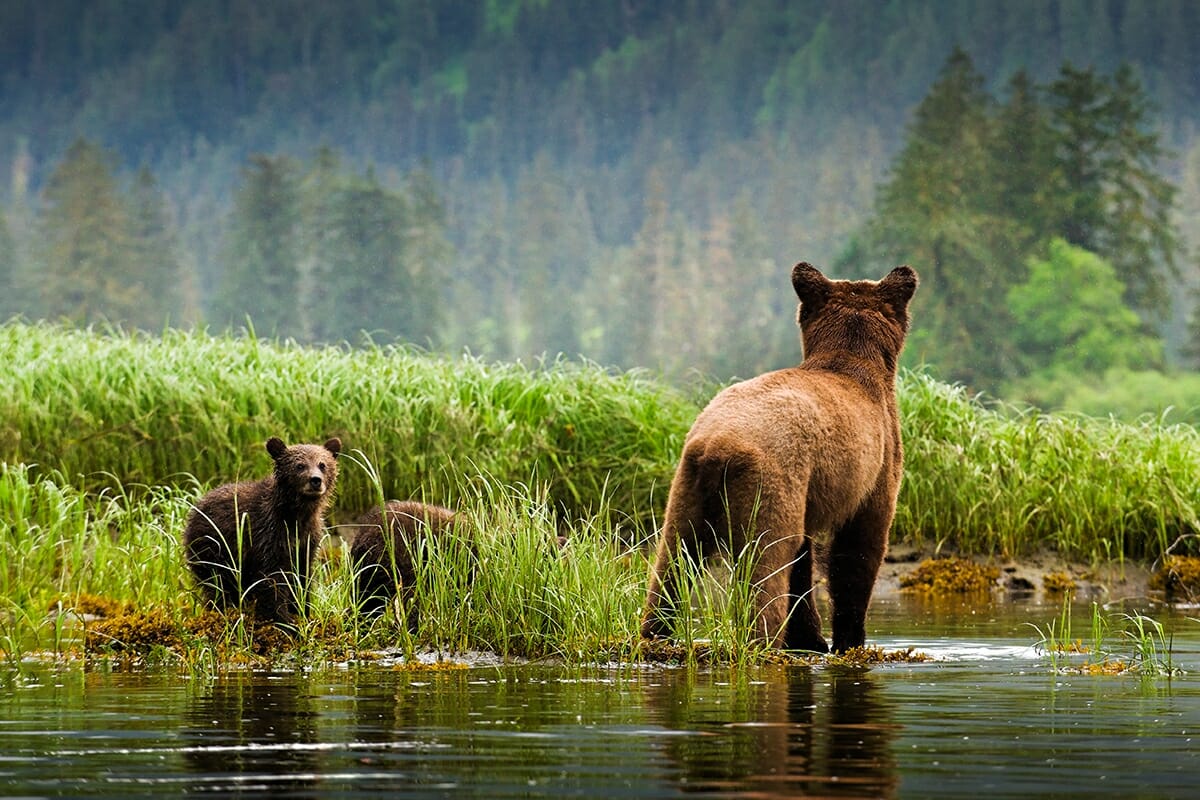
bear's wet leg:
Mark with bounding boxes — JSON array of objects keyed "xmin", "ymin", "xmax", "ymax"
[
  {"xmin": 642, "ymin": 469, "xmax": 712, "ymax": 640},
  {"xmin": 827, "ymin": 509, "xmax": 889, "ymax": 653},
  {"xmin": 641, "ymin": 524, "xmax": 699, "ymax": 640},
  {"xmin": 783, "ymin": 538, "xmax": 829, "ymax": 652}
]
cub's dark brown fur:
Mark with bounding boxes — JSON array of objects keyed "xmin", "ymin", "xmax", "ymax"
[
  {"xmin": 641, "ymin": 262, "xmax": 918, "ymax": 652},
  {"xmin": 183, "ymin": 436, "xmax": 341, "ymax": 624},
  {"xmin": 348, "ymin": 500, "xmax": 469, "ymax": 630}
]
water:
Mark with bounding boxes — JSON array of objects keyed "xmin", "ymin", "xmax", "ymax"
[{"xmin": 2, "ymin": 596, "xmax": 1199, "ymax": 798}]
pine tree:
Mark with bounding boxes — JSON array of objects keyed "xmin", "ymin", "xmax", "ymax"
[
  {"xmin": 401, "ymin": 166, "xmax": 452, "ymax": 346},
  {"xmin": 37, "ymin": 137, "xmax": 134, "ymax": 325},
  {"xmin": 988, "ymin": 70, "xmax": 1054, "ymax": 250},
  {"xmin": 125, "ymin": 166, "xmax": 186, "ymax": 329},
  {"xmin": 858, "ymin": 48, "xmax": 1020, "ymax": 388},
  {"xmin": 1045, "ymin": 63, "xmax": 1181, "ymax": 317},
  {"xmin": 310, "ymin": 168, "xmax": 411, "ymax": 345},
  {"xmin": 214, "ymin": 154, "xmax": 303, "ymax": 337}
]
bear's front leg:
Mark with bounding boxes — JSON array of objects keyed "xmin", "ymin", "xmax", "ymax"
[{"xmin": 826, "ymin": 507, "xmax": 890, "ymax": 652}]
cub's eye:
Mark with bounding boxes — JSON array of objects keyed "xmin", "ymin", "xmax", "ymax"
[
  {"xmin": 318, "ymin": 462, "xmax": 326, "ymax": 472},
  {"xmin": 295, "ymin": 463, "xmax": 306, "ymax": 472}
]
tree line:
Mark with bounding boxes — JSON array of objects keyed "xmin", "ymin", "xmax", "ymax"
[
  {"xmin": 1, "ymin": 47, "xmax": 1195, "ymax": 409},
  {"xmin": 1, "ymin": 142, "xmax": 452, "ymax": 347},
  {"xmin": 843, "ymin": 49, "xmax": 1186, "ymax": 398}
]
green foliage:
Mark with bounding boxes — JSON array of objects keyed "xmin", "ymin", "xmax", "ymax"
[
  {"xmin": 37, "ymin": 138, "xmax": 132, "ymax": 324},
  {"xmin": 214, "ymin": 154, "xmax": 303, "ymax": 337},
  {"xmin": 1007, "ymin": 238, "xmax": 1163, "ymax": 375},
  {"xmin": 3, "ymin": 323, "xmax": 1200, "ymax": 571},
  {"xmin": 897, "ymin": 370, "xmax": 1200, "ymax": 562},
  {"xmin": 3, "ymin": 2, "xmax": 1200, "ymax": 389},
  {"xmin": 849, "ymin": 50, "xmax": 1184, "ymax": 392},
  {"xmin": 1045, "ymin": 64, "xmax": 1181, "ymax": 315},
  {"xmin": 1007, "ymin": 368, "xmax": 1200, "ymax": 426}
]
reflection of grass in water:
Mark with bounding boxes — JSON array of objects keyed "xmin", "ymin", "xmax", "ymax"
[{"xmin": 1030, "ymin": 598, "xmax": 1181, "ymax": 677}]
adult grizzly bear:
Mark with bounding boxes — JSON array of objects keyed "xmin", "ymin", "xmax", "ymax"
[
  {"xmin": 641, "ymin": 262, "xmax": 918, "ymax": 653},
  {"xmin": 348, "ymin": 500, "xmax": 469, "ymax": 630},
  {"xmin": 183, "ymin": 436, "xmax": 341, "ymax": 624}
]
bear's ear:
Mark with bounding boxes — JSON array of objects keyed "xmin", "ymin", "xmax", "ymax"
[
  {"xmin": 791, "ymin": 262, "xmax": 831, "ymax": 309},
  {"xmin": 878, "ymin": 265, "xmax": 919, "ymax": 307},
  {"xmin": 324, "ymin": 437, "xmax": 342, "ymax": 458},
  {"xmin": 266, "ymin": 437, "xmax": 288, "ymax": 460}
]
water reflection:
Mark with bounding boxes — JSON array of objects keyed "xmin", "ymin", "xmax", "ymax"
[
  {"xmin": 181, "ymin": 673, "xmax": 322, "ymax": 795},
  {"xmin": 644, "ymin": 666, "xmax": 897, "ymax": 797}
]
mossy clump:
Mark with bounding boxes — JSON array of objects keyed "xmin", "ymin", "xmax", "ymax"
[
  {"xmin": 85, "ymin": 608, "xmax": 295, "ymax": 660},
  {"xmin": 826, "ymin": 645, "xmax": 933, "ymax": 666},
  {"xmin": 49, "ymin": 593, "xmax": 133, "ymax": 619},
  {"xmin": 1042, "ymin": 571, "xmax": 1078, "ymax": 594},
  {"xmin": 84, "ymin": 607, "xmax": 182, "ymax": 653},
  {"xmin": 1149, "ymin": 555, "xmax": 1200, "ymax": 601},
  {"xmin": 899, "ymin": 557, "xmax": 1000, "ymax": 595}
]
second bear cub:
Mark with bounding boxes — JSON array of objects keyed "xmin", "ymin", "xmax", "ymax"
[{"xmin": 349, "ymin": 500, "xmax": 468, "ymax": 630}]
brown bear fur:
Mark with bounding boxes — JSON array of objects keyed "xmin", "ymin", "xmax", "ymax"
[
  {"xmin": 641, "ymin": 262, "xmax": 918, "ymax": 653},
  {"xmin": 182, "ymin": 436, "xmax": 341, "ymax": 625},
  {"xmin": 348, "ymin": 500, "xmax": 469, "ymax": 630}
]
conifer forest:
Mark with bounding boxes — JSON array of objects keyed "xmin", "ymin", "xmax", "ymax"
[{"xmin": 3, "ymin": 0, "xmax": 1200, "ymax": 415}]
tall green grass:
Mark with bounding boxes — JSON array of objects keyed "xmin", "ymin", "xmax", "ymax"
[
  {"xmin": 898, "ymin": 372, "xmax": 1200, "ymax": 561},
  {"xmin": 3, "ymin": 321, "xmax": 1199, "ymax": 572},
  {"xmin": 0, "ymin": 460, "xmax": 764, "ymax": 666},
  {"xmin": 0, "ymin": 320, "xmax": 693, "ymax": 529}
]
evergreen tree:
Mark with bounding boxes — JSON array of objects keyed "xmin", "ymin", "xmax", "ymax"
[
  {"xmin": 125, "ymin": 166, "xmax": 186, "ymax": 329},
  {"xmin": 0, "ymin": 210, "xmax": 17, "ymax": 320},
  {"xmin": 1045, "ymin": 63, "xmax": 1181, "ymax": 317},
  {"xmin": 214, "ymin": 154, "xmax": 303, "ymax": 337},
  {"xmin": 854, "ymin": 48, "xmax": 1020, "ymax": 388},
  {"xmin": 988, "ymin": 70, "xmax": 1054, "ymax": 250},
  {"xmin": 402, "ymin": 166, "xmax": 452, "ymax": 346},
  {"xmin": 310, "ymin": 168, "xmax": 411, "ymax": 345},
  {"xmin": 37, "ymin": 137, "xmax": 135, "ymax": 325}
]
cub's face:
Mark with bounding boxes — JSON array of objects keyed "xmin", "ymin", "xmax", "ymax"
[{"xmin": 266, "ymin": 437, "xmax": 341, "ymax": 498}]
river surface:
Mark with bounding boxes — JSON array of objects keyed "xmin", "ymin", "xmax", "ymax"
[{"xmin": 2, "ymin": 595, "xmax": 1198, "ymax": 798}]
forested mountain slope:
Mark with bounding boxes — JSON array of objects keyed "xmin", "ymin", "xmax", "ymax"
[{"xmin": 2, "ymin": 0, "xmax": 1198, "ymax": 388}]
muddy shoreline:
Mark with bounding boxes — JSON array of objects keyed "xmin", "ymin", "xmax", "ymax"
[{"xmin": 873, "ymin": 543, "xmax": 1158, "ymax": 605}]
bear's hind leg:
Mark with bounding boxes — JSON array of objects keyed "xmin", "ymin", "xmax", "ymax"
[
  {"xmin": 783, "ymin": 537, "xmax": 829, "ymax": 653},
  {"xmin": 641, "ymin": 469, "xmax": 710, "ymax": 640}
]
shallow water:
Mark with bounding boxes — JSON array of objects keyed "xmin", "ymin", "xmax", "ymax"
[{"xmin": 2, "ymin": 596, "xmax": 1199, "ymax": 798}]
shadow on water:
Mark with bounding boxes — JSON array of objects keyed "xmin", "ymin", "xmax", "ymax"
[
  {"xmin": 181, "ymin": 674, "xmax": 322, "ymax": 795},
  {"xmin": 642, "ymin": 665, "xmax": 897, "ymax": 797}
]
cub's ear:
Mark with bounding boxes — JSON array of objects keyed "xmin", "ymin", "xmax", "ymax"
[
  {"xmin": 323, "ymin": 437, "xmax": 342, "ymax": 458},
  {"xmin": 266, "ymin": 437, "xmax": 288, "ymax": 460},
  {"xmin": 879, "ymin": 265, "xmax": 919, "ymax": 306},
  {"xmin": 791, "ymin": 262, "xmax": 831, "ymax": 309}
]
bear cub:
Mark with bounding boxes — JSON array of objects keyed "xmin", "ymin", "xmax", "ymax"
[
  {"xmin": 183, "ymin": 436, "xmax": 341, "ymax": 624},
  {"xmin": 348, "ymin": 500, "xmax": 470, "ymax": 631}
]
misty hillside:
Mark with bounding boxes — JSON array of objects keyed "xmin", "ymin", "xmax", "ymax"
[{"xmin": 2, "ymin": 0, "xmax": 1199, "ymax": 391}]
